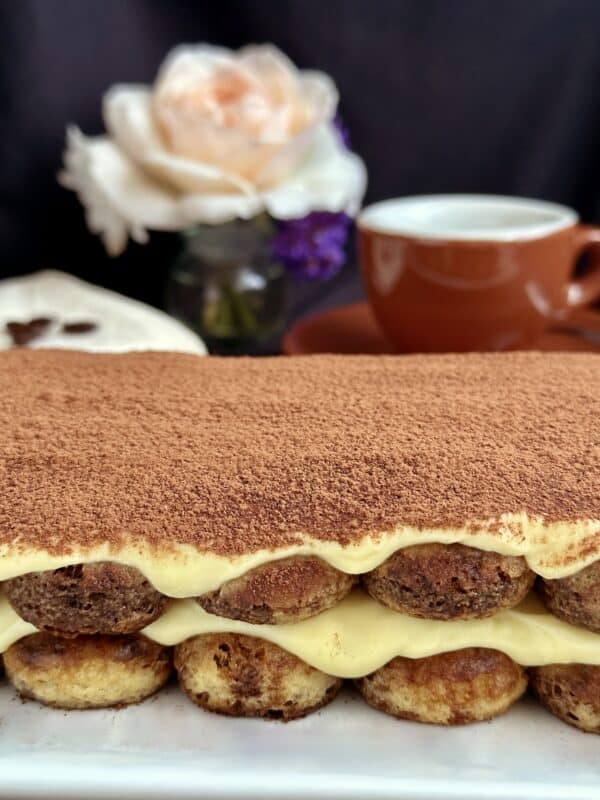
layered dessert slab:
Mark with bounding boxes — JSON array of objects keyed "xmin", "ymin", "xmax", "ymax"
[{"xmin": 0, "ymin": 350, "xmax": 599, "ymax": 730}]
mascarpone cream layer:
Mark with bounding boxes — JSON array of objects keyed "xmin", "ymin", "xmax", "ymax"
[
  {"xmin": 2, "ymin": 590, "xmax": 600, "ymax": 679},
  {"xmin": 0, "ymin": 513, "xmax": 598, "ymax": 597}
]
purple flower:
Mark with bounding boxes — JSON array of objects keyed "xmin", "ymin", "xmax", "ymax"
[{"xmin": 272, "ymin": 212, "xmax": 352, "ymax": 282}]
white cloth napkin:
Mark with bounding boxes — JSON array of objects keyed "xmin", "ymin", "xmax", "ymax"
[{"xmin": 0, "ymin": 270, "xmax": 206, "ymax": 354}]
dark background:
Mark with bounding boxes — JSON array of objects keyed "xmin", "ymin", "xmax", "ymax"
[{"xmin": 2, "ymin": 0, "xmax": 600, "ymax": 321}]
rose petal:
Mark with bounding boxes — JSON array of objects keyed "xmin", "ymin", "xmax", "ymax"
[
  {"xmin": 155, "ymin": 43, "xmax": 246, "ymax": 87},
  {"xmin": 298, "ymin": 71, "xmax": 339, "ymax": 123},
  {"xmin": 237, "ymin": 46, "xmax": 337, "ymax": 146},
  {"xmin": 58, "ymin": 127, "xmax": 190, "ymax": 256},
  {"xmin": 180, "ymin": 192, "xmax": 263, "ymax": 225},
  {"xmin": 238, "ymin": 46, "xmax": 338, "ymax": 126},
  {"xmin": 252, "ymin": 73, "xmax": 339, "ymax": 187},
  {"xmin": 253, "ymin": 124, "xmax": 319, "ymax": 188},
  {"xmin": 238, "ymin": 44, "xmax": 302, "ymax": 97},
  {"xmin": 179, "ymin": 123, "xmax": 366, "ymax": 226},
  {"xmin": 151, "ymin": 99, "xmax": 286, "ymax": 184},
  {"xmin": 142, "ymin": 149, "xmax": 257, "ymax": 196},
  {"xmin": 104, "ymin": 86, "xmax": 255, "ymax": 194},
  {"xmin": 262, "ymin": 123, "xmax": 367, "ymax": 219}
]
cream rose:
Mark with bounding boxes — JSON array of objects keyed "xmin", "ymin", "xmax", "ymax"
[{"xmin": 60, "ymin": 44, "xmax": 367, "ymax": 256}]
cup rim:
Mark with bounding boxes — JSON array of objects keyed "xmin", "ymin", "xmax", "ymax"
[{"xmin": 357, "ymin": 194, "xmax": 578, "ymax": 242}]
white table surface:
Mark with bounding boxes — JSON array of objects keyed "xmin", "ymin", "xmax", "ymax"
[{"xmin": 0, "ymin": 684, "xmax": 597, "ymax": 800}]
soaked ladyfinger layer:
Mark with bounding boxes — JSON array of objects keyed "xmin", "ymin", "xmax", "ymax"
[
  {"xmin": 2, "ymin": 632, "xmax": 171, "ymax": 710},
  {"xmin": 1, "ymin": 615, "xmax": 597, "ymax": 733}
]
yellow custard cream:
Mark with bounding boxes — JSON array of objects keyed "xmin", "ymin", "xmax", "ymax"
[
  {"xmin": 0, "ymin": 513, "xmax": 599, "ymax": 597},
  {"xmin": 0, "ymin": 600, "xmax": 36, "ymax": 653},
  {"xmin": 2, "ymin": 591, "xmax": 600, "ymax": 677}
]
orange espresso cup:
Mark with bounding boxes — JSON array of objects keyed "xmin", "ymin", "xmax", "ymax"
[{"xmin": 358, "ymin": 194, "xmax": 600, "ymax": 352}]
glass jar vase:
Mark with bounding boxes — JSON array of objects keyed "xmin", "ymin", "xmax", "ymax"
[{"xmin": 166, "ymin": 217, "xmax": 286, "ymax": 354}]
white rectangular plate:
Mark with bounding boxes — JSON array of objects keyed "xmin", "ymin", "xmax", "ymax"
[{"xmin": 0, "ymin": 684, "xmax": 596, "ymax": 800}]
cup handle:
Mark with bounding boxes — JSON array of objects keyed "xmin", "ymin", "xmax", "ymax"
[{"xmin": 567, "ymin": 224, "xmax": 600, "ymax": 307}]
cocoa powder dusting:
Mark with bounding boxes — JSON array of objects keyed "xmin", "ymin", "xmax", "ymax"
[{"xmin": 0, "ymin": 350, "xmax": 598, "ymax": 558}]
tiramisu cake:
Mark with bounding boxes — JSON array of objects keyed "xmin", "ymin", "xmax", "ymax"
[{"xmin": 1, "ymin": 350, "xmax": 599, "ymax": 730}]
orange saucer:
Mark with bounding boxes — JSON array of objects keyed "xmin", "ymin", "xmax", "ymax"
[{"xmin": 282, "ymin": 303, "xmax": 600, "ymax": 355}]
